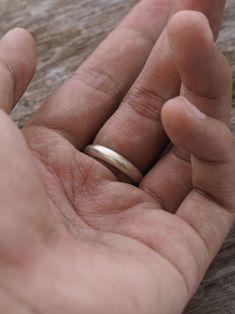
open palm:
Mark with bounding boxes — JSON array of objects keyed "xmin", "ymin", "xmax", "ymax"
[{"xmin": 0, "ymin": 1, "xmax": 234, "ymax": 313}]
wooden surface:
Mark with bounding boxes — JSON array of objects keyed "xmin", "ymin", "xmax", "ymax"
[{"xmin": 1, "ymin": 0, "xmax": 235, "ymax": 313}]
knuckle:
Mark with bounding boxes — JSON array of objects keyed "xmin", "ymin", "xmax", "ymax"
[
  {"xmin": 72, "ymin": 67, "xmax": 121, "ymax": 100},
  {"xmin": 123, "ymin": 84, "xmax": 166, "ymax": 121}
]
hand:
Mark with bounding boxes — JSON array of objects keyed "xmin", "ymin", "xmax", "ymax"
[{"xmin": 0, "ymin": 1, "xmax": 234, "ymax": 313}]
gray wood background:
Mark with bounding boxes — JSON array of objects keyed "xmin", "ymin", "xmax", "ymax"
[{"xmin": 0, "ymin": 0, "xmax": 235, "ymax": 313}]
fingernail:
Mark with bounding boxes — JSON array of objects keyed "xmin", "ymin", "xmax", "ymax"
[{"xmin": 179, "ymin": 97, "xmax": 207, "ymax": 119}]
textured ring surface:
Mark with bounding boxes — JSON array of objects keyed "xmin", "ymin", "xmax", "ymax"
[{"xmin": 84, "ymin": 144, "xmax": 143, "ymax": 185}]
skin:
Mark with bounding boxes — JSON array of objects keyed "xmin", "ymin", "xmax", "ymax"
[{"xmin": 0, "ymin": 0, "xmax": 234, "ymax": 313}]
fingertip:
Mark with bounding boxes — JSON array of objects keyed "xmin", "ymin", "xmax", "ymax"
[
  {"xmin": 2, "ymin": 27, "xmax": 37, "ymax": 61},
  {"xmin": 168, "ymin": 10, "xmax": 213, "ymax": 45},
  {"xmin": 167, "ymin": 9, "xmax": 232, "ymax": 120},
  {"xmin": 167, "ymin": 10, "xmax": 215, "ymax": 71},
  {"xmin": 0, "ymin": 28, "xmax": 37, "ymax": 107},
  {"xmin": 162, "ymin": 97, "xmax": 233, "ymax": 162},
  {"xmin": 161, "ymin": 96, "xmax": 202, "ymax": 135},
  {"xmin": 162, "ymin": 96, "xmax": 208, "ymax": 148}
]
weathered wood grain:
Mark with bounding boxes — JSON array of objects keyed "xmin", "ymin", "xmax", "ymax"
[{"xmin": 0, "ymin": 0, "xmax": 235, "ymax": 313}]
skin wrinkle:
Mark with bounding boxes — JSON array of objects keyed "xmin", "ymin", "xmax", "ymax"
[
  {"xmin": 139, "ymin": 185, "xmax": 167, "ymax": 210},
  {"xmin": 171, "ymin": 146, "xmax": 191, "ymax": 163},
  {"xmin": 77, "ymin": 183, "xmax": 145, "ymax": 217},
  {"xmin": 77, "ymin": 196, "xmax": 207, "ymax": 302},
  {"xmin": 177, "ymin": 213, "xmax": 211, "ymax": 264},
  {"xmin": 177, "ymin": 196, "xmax": 235, "ymax": 264},
  {"xmin": 115, "ymin": 208, "xmax": 207, "ymax": 298},
  {"xmin": 25, "ymin": 0, "xmax": 173, "ymax": 149},
  {"xmin": 73, "ymin": 207, "xmax": 191, "ymax": 307},
  {"xmin": 133, "ymin": 233, "xmax": 191, "ymax": 298},
  {"xmin": 128, "ymin": 233, "xmax": 191, "ymax": 303},
  {"xmin": 117, "ymin": 24, "xmax": 156, "ymax": 46},
  {"xmin": 193, "ymin": 187, "xmax": 235, "ymax": 214},
  {"xmin": 0, "ymin": 57, "xmax": 15, "ymax": 110},
  {"xmin": 0, "ymin": 56, "xmax": 16, "ymax": 91},
  {"xmin": 0, "ymin": 2, "xmax": 233, "ymax": 313},
  {"xmin": 24, "ymin": 127, "xmax": 90, "ymax": 231},
  {"xmin": 124, "ymin": 84, "xmax": 168, "ymax": 122},
  {"xmin": 73, "ymin": 67, "xmax": 121, "ymax": 100}
]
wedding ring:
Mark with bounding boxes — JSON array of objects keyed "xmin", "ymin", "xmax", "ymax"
[{"xmin": 84, "ymin": 144, "xmax": 143, "ymax": 185}]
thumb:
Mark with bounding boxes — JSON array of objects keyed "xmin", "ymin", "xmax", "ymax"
[{"xmin": 0, "ymin": 110, "xmax": 55, "ymax": 264}]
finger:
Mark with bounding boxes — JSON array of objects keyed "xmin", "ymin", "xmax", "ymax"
[
  {"xmin": 141, "ymin": 11, "xmax": 232, "ymax": 212},
  {"xmin": 0, "ymin": 110, "xmax": 55, "ymax": 264},
  {"xmin": 93, "ymin": 1, "xmax": 226, "ymax": 174},
  {"xmin": 169, "ymin": 11, "xmax": 232, "ymax": 123},
  {"xmin": 0, "ymin": 28, "xmax": 36, "ymax": 113},
  {"xmin": 176, "ymin": 0, "xmax": 226, "ymax": 39},
  {"xmin": 25, "ymin": 0, "xmax": 174, "ymax": 145},
  {"xmin": 120, "ymin": 98, "xmax": 235, "ymax": 298},
  {"xmin": 162, "ymin": 97, "xmax": 235, "ymax": 271}
]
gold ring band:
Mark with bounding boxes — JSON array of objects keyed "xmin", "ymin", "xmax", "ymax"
[{"xmin": 84, "ymin": 144, "xmax": 143, "ymax": 185}]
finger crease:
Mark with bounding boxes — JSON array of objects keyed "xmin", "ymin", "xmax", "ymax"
[
  {"xmin": 124, "ymin": 85, "xmax": 167, "ymax": 121},
  {"xmin": 177, "ymin": 212, "xmax": 211, "ymax": 264},
  {"xmin": 26, "ymin": 124, "xmax": 77, "ymax": 147},
  {"xmin": 118, "ymin": 25, "xmax": 155, "ymax": 46},
  {"xmin": 73, "ymin": 67, "xmax": 122, "ymax": 101},
  {"xmin": 183, "ymin": 83, "xmax": 225, "ymax": 102},
  {"xmin": 0, "ymin": 56, "xmax": 16, "ymax": 91},
  {"xmin": 134, "ymin": 232, "xmax": 191, "ymax": 298},
  {"xmin": 139, "ymin": 185, "xmax": 167, "ymax": 211},
  {"xmin": 171, "ymin": 146, "xmax": 191, "ymax": 164},
  {"xmin": 193, "ymin": 187, "xmax": 235, "ymax": 214}
]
